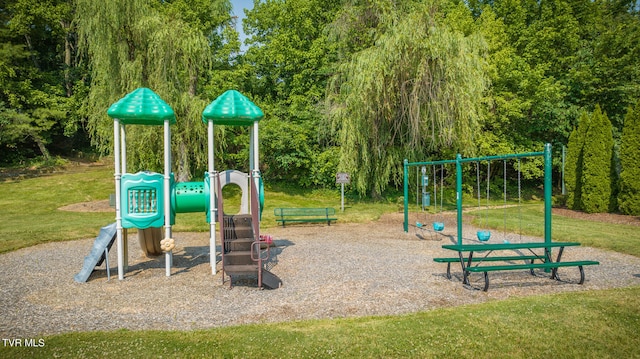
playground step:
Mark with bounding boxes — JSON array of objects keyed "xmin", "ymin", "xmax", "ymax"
[
  {"xmin": 224, "ymin": 264, "xmax": 260, "ymax": 275},
  {"xmin": 229, "ymin": 213, "xmax": 253, "ymax": 223},
  {"xmin": 223, "ymin": 215, "xmax": 254, "ymax": 239},
  {"xmin": 226, "ymin": 214, "xmax": 253, "ymax": 226},
  {"xmin": 226, "ymin": 237, "xmax": 254, "ymax": 242},
  {"xmin": 230, "ymin": 227, "xmax": 253, "ymax": 239},
  {"xmin": 225, "ymin": 238, "xmax": 254, "ymax": 251},
  {"xmin": 223, "ymin": 251, "xmax": 255, "ymax": 265}
]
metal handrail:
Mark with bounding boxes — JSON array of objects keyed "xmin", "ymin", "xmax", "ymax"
[
  {"xmin": 215, "ymin": 171, "xmax": 226, "ymax": 284},
  {"xmin": 250, "ymin": 172, "xmax": 264, "ymax": 288},
  {"xmin": 251, "ymin": 240, "xmax": 270, "ymax": 261}
]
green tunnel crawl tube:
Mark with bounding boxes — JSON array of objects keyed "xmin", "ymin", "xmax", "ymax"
[{"xmin": 172, "ymin": 181, "xmax": 207, "ymax": 213}]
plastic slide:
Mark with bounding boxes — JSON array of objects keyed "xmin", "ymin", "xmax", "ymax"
[{"xmin": 74, "ymin": 222, "xmax": 117, "ymax": 282}]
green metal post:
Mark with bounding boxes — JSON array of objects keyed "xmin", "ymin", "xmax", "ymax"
[
  {"xmin": 456, "ymin": 154, "xmax": 463, "ymax": 245},
  {"xmin": 544, "ymin": 143, "xmax": 553, "ymax": 262},
  {"xmin": 404, "ymin": 159, "xmax": 409, "ymax": 232}
]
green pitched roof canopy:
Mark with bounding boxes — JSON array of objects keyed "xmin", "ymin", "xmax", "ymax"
[
  {"xmin": 202, "ymin": 90, "xmax": 264, "ymax": 126},
  {"xmin": 107, "ymin": 87, "xmax": 176, "ymax": 125}
]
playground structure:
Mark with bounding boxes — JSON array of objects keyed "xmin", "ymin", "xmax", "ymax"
[
  {"xmin": 75, "ymin": 88, "xmax": 281, "ymax": 288},
  {"xmin": 403, "ymin": 143, "xmax": 553, "ymax": 247}
]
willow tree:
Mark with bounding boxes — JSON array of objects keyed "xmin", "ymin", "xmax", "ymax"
[
  {"xmin": 75, "ymin": 0, "xmax": 233, "ymax": 180},
  {"xmin": 326, "ymin": 1, "xmax": 488, "ymax": 196}
]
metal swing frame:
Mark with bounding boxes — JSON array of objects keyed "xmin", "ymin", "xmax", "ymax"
[
  {"xmin": 476, "ymin": 161, "xmax": 491, "ymax": 242},
  {"xmin": 432, "ymin": 164, "xmax": 445, "ymax": 232},
  {"xmin": 403, "ymin": 143, "xmax": 553, "ymax": 249}
]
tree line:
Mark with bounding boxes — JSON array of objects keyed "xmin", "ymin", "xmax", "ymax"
[
  {"xmin": 0, "ymin": 0, "xmax": 638, "ymax": 207},
  {"xmin": 566, "ymin": 102, "xmax": 640, "ymax": 215}
]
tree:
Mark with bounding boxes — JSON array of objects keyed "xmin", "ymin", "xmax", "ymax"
[
  {"xmin": 75, "ymin": 0, "xmax": 234, "ymax": 180},
  {"xmin": 587, "ymin": 1, "xmax": 640, "ymax": 132},
  {"xmin": 241, "ymin": 0, "xmax": 342, "ymax": 186},
  {"xmin": 581, "ymin": 105, "xmax": 614, "ymax": 213},
  {"xmin": 0, "ymin": 0, "xmax": 79, "ymax": 163},
  {"xmin": 618, "ymin": 102, "xmax": 640, "ymax": 215},
  {"xmin": 564, "ymin": 111, "xmax": 590, "ymax": 210},
  {"xmin": 326, "ymin": 1, "xmax": 488, "ymax": 196},
  {"xmin": 482, "ymin": 0, "xmax": 586, "ymax": 149},
  {"xmin": 260, "ymin": 116, "xmax": 313, "ymax": 186}
]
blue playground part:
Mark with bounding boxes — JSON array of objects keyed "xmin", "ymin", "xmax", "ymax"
[
  {"xmin": 433, "ymin": 222, "xmax": 445, "ymax": 231},
  {"xmin": 422, "ymin": 193, "xmax": 430, "ymax": 207},
  {"xmin": 120, "ymin": 172, "xmax": 167, "ymax": 229},
  {"xmin": 477, "ymin": 230, "xmax": 491, "ymax": 242},
  {"xmin": 74, "ymin": 222, "xmax": 117, "ymax": 283}
]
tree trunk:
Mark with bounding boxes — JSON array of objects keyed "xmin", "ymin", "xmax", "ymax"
[
  {"xmin": 175, "ymin": 140, "xmax": 191, "ymax": 182},
  {"xmin": 61, "ymin": 20, "xmax": 73, "ymax": 97},
  {"xmin": 31, "ymin": 133, "xmax": 50, "ymax": 160},
  {"xmin": 189, "ymin": 61, "xmax": 197, "ymax": 96}
]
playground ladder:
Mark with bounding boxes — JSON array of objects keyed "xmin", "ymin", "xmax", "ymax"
[{"xmin": 217, "ymin": 171, "xmax": 281, "ymax": 289}]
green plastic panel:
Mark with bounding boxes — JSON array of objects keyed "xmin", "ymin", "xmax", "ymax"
[
  {"xmin": 120, "ymin": 172, "xmax": 166, "ymax": 229},
  {"xmin": 107, "ymin": 87, "xmax": 176, "ymax": 125},
  {"xmin": 202, "ymin": 90, "xmax": 263, "ymax": 126}
]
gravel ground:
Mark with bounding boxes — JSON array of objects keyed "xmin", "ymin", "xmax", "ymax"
[{"xmin": 2, "ymin": 212, "xmax": 640, "ymax": 337}]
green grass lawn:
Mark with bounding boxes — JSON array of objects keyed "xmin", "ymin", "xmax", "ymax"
[
  {"xmin": 2, "ymin": 163, "xmax": 640, "ymax": 357},
  {"xmin": 2, "ymin": 286, "xmax": 639, "ymax": 358},
  {"xmin": 0, "ymin": 162, "xmax": 398, "ymax": 253},
  {"xmin": 0, "ymin": 164, "xmax": 116, "ymax": 253},
  {"xmin": 177, "ymin": 181, "xmax": 400, "ymax": 232}
]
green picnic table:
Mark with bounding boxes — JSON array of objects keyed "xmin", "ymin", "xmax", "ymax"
[{"xmin": 436, "ymin": 242, "xmax": 599, "ymax": 291}]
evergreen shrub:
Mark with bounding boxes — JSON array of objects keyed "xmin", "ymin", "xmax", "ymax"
[
  {"xmin": 581, "ymin": 105, "xmax": 614, "ymax": 213},
  {"xmin": 618, "ymin": 103, "xmax": 640, "ymax": 215},
  {"xmin": 565, "ymin": 112, "xmax": 589, "ymax": 210}
]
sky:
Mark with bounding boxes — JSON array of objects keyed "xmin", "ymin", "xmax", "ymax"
[{"xmin": 231, "ymin": 0, "xmax": 255, "ymax": 51}]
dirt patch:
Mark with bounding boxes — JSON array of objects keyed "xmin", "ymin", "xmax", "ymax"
[
  {"xmin": 553, "ymin": 208, "xmax": 640, "ymax": 226},
  {"xmin": 58, "ymin": 200, "xmax": 113, "ymax": 213}
]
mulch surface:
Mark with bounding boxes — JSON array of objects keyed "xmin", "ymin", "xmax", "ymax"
[
  {"xmin": 552, "ymin": 208, "xmax": 640, "ymax": 226},
  {"xmin": 1, "ymin": 202, "xmax": 637, "ymax": 337}
]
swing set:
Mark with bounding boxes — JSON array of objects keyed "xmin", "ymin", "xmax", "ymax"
[
  {"xmin": 414, "ymin": 163, "xmax": 446, "ymax": 235},
  {"xmin": 474, "ymin": 158, "xmax": 524, "ymax": 243},
  {"xmin": 403, "ymin": 144, "xmax": 554, "ymax": 247},
  {"xmin": 475, "ymin": 161, "xmax": 491, "ymax": 242}
]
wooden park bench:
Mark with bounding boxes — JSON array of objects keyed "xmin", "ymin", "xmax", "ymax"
[
  {"xmin": 435, "ymin": 242, "xmax": 599, "ymax": 291},
  {"xmin": 274, "ymin": 207, "xmax": 337, "ymax": 227}
]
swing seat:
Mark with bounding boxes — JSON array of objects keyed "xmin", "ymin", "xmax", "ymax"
[
  {"xmin": 416, "ymin": 222, "xmax": 423, "ymax": 228},
  {"xmin": 433, "ymin": 222, "xmax": 445, "ymax": 231},
  {"xmin": 477, "ymin": 230, "xmax": 491, "ymax": 242}
]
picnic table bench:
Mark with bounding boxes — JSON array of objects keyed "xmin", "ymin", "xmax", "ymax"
[
  {"xmin": 274, "ymin": 207, "xmax": 337, "ymax": 227},
  {"xmin": 435, "ymin": 242, "xmax": 599, "ymax": 291}
]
